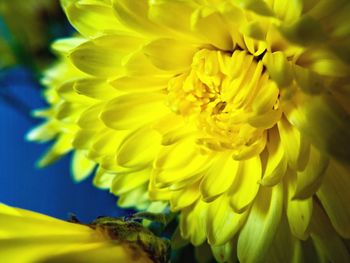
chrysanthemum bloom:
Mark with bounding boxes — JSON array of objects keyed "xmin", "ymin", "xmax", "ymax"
[
  {"xmin": 29, "ymin": 0, "xmax": 350, "ymax": 262},
  {"xmin": 0, "ymin": 203, "xmax": 170, "ymax": 263}
]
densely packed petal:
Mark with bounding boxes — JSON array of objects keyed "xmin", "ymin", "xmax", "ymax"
[{"xmin": 30, "ymin": 0, "xmax": 350, "ymax": 262}]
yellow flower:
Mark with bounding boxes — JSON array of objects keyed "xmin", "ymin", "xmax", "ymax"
[
  {"xmin": 29, "ymin": 0, "xmax": 350, "ymax": 262},
  {"xmin": 0, "ymin": 203, "xmax": 169, "ymax": 263}
]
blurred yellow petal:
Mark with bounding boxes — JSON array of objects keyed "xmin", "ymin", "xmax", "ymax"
[
  {"xmin": 284, "ymin": 92, "xmax": 350, "ymax": 165},
  {"xmin": 317, "ymin": 161, "xmax": 350, "ymax": 238},
  {"xmin": 310, "ymin": 202, "xmax": 350, "ymax": 263},
  {"xmin": 71, "ymin": 150, "xmax": 95, "ymax": 182},
  {"xmin": 62, "ymin": 0, "xmax": 126, "ymax": 38}
]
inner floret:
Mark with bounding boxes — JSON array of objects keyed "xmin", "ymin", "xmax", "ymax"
[{"xmin": 167, "ymin": 49, "xmax": 281, "ymax": 160}]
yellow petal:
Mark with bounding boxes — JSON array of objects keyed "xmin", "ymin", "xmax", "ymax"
[
  {"xmin": 117, "ymin": 185, "xmax": 149, "ymax": 209},
  {"xmin": 260, "ymin": 127, "xmax": 287, "ymax": 186},
  {"xmin": 71, "ymin": 150, "xmax": 95, "ymax": 182},
  {"xmin": 74, "ymin": 78, "xmax": 120, "ymax": 100},
  {"xmin": 110, "ymin": 76, "xmax": 169, "ymax": 92},
  {"xmin": 229, "ymin": 156, "xmax": 261, "ymax": 213},
  {"xmin": 117, "ymin": 126, "xmax": 161, "ymax": 168},
  {"xmin": 101, "ymin": 92, "xmax": 168, "ymax": 130},
  {"xmin": 170, "ymin": 181, "xmax": 200, "ymax": 211},
  {"xmin": 37, "ymin": 134, "xmax": 73, "ymax": 167},
  {"xmin": 266, "ymin": 213, "xmax": 303, "ymax": 263},
  {"xmin": 280, "ymin": 15, "xmax": 327, "ymax": 45},
  {"xmin": 191, "ymin": 7, "xmax": 233, "ymax": 50},
  {"xmin": 123, "ymin": 50, "xmax": 171, "ymax": 76},
  {"xmin": 143, "ymin": 38, "xmax": 198, "ymax": 72},
  {"xmin": 200, "ymin": 153, "xmax": 239, "ymax": 202},
  {"xmin": 262, "ymin": 51, "xmax": 293, "ymax": 87},
  {"xmin": 41, "ymin": 244, "xmax": 152, "ymax": 263},
  {"xmin": 317, "ymin": 161, "xmax": 350, "ymax": 238},
  {"xmin": 72, "ymin": 129, "xmax": 97, "ymax": 149},
  {"xmin": 237, "ymin": 183, "xmax": 283, "ymax": 263},
  {"xmin": 112, "ymin": 0, "xmax": 168, "ymax": 36},
  {"xmin": 267, "ymin": 0, "xmax": 302, "ymax": 23},
  {"xmin": 62, "ymin": 0, "xmax": 126, "ymax": 38},
  {"xmin": 284, "ymin": 92, "xmax": 350, "ymax": 165},
  {"xmin": 207, "ymin": 195, "xmax": 248, "ymax": 245},
  {"xmin": 77, "ymin": 103, "xmax": 105, "ymax": 129},
  {"xmin": 148, "ymin": 0, "xmax": 200, "ymax": 41},
  {"xmin": 0, "ymin": 203, "xmax": 95, "ymax": 238},
  {"xmin": 235, "ymin": 0, "xmax": 274, "ymax": 17},
  {"xmin": 286, "ymin": 170, "xmax": 313, "ymax": 240},
  {"xmin": 56, "ymin": 102, "xmax": 84, "ymax": 122},
  {"xmin": 293, "ymin": 146, "xmax": 329, "ymax": 199},
  {"xmin": 296, "ymin": 48, "xmax": 350, "ymax": 77},
  {"xmin": 180, "ymin": 201, "xmax": 209, "ymax": 246},
  {"xmin": 240, "ymin": 21, "xmax": 266, "ymax": 41},
  {"xmin": 51, "ymin": 37, "xmax": 87, "ymax": 56},
  {"xmin": 111, "ymin": 168, "xmax": 150, "ymax": 195},
  {"xmin": 293, "ymin": 64, "xmax": 326, "ymax": 94},
  {"xmin": 92, "ymin": 167, "xmax": 116, "ymax": 189},
  {"xmin": 89, "ymin": 129, "xmax": 128, "ymax": 158},
  {"xmin": 70, "ymin": 35, "xmax": 143, "ymax": 77},
  {"xmin": 154, "ymin": 139, "xmax": 211, "ymax": 187},
  {"xmin": 277, "ymin": 117, "xmax": 303, "ymax": 170},
  {"xmin": 57, "ymin": 81, "xmax": 94, "ymax": 103},
  {"xmin": 310, "ymin": 202, "xmax": 350, "ymax": 263},
  {"xmin": 0, "ymin": 238, "xmax": 102, "ymax": 263},
  {"xmin": 211, "ymin": 240, "xmax": 238, "ymax": 263},
  {"xmin": 26, "ymin": 122, "xmax": 59, "ymax": 143}
]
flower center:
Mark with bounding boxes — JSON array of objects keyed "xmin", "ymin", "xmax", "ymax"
[{"xmin": 167, "ymin": 49, "xmax": 281, "ymax": 160}]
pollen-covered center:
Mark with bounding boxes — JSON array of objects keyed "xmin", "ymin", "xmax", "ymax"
[{"xmin": 167, "ymin": 49, "xmax": 281, "ymax": 160}]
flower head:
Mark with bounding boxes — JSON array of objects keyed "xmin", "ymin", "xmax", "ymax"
[
  {"xmin": 0, "ymin": 203, "xmax": 170, "ymax": 263},
  {"xmin": 30, "ymin": 0, "xmax": 350, "ymax": 262}
]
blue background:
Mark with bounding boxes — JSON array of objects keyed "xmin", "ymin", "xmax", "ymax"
[{"xmin": 0, "ymin": 67, "xmax": 126, "ymax": 222}]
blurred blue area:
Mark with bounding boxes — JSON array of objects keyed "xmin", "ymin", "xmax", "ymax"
[{"xmin": 0, "ymin": 67, "xmax": 128, "ymax": 222}]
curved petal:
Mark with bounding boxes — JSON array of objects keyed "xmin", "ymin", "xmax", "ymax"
[
  {"xmin": 180, "ymin": 201, "xmax": 209, "ymax": 246},
  {"xmin": 69, "ymin": 35, "xmax": 143, "ymax": 77},
  {"xmin": 71, "ymin": 150, "xmax": 95, "ymax": 182},
  {"xmin": 100, "ymin": 92, "xmax": 168, "ymax": 130},
  {"xmin": 284, "ymin": 92, "xmax": 350, "ymax": 165},
  {"xmin": 237, "ymin": 183, "xmax": 283, "ymax": 263},
  {"xmin": 200, "ymin": 153, "xmax": 239, "ymax": 202},
  {"xmin": 229, "ymin": 156, "xmax": 262, "ymax": 213},
  {"xmin": 293, "ymin": 146, "xmax": 329, "ymax": 199},
  {"xmin": 112, "ymin": 0, "xmax": 169, "ymax": 36},
  {"xmin": 117, "ymin": 126, "xmax": 161, "ymax": 168},
  {"xmin": 286, "ymin": 170, "xmax": 313, "ymax": 240},
  {"xmin": 191, "ymin": 7, "xmax": 233, "ymax": 50},
  {"xmin": 62, "ymin": 0, "xmax": 127, "ymax": 38},
  {"xmin": 317, "ymin": 161, "xmax": 350, "ymax": 238},
  {"xmin": 111, "ymin": 168, "xmax": 150, "ymax": 195},
  {"xmin": 207, "ymin": 194, "xmax": 248, "ymax": 245},
  {"xmin": 143, "ymin": 38, "xmax": 198, "ymax": 72},
  {"xmin": 261, "ymin": 127, "xmax": 287, "ymax": 186},
  {"xmin": 310, "ymin": 202, "xmax": 350, "ymax": 263}
]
